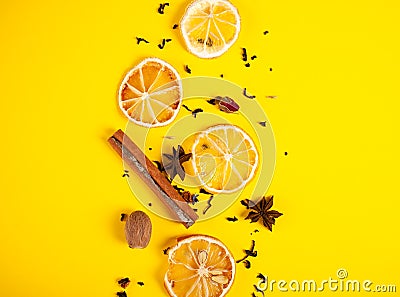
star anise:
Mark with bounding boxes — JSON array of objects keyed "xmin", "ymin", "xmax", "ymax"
[
  {"xmin": 243, "ymin": 195, "xmax": 283, "ymax": 231},
  {"xmin": 162, "ymin": 145, "xmax": 192, "ymax": 181}
]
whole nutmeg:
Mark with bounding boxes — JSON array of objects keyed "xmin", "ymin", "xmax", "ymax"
[{"xmin": 124, "ymin": 211, "xmax": 152, "ymax": 249}]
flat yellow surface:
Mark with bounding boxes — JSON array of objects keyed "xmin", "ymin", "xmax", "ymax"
[{"xmin": 1, "ymin": 0, "xmax": 399, "ymax": 296}]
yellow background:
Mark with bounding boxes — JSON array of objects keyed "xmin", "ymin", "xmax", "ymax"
[{"xmin": 1, "ymin": 0, "xmax": 399, "ymax": 296}]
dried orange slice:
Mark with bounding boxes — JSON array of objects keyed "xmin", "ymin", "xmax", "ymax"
[
  {"xmin": 164, "ymin": 234, "xmax": 235, "ymax": 297},
  {"xmin": 180, "ymin": 0, "xmax": 240, "ymax": 58},
  {"xmin": 191, "ymin": 125, "xmax": 258, "ymax": 194},
  {"xmin": 119, "ymin": 58, "xmax": 182, "ymax": 127}
]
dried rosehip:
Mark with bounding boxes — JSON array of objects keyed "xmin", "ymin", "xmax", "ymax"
[{"xmin": 213, "ymin": 96, "xmax": 240, "ymax": 113}]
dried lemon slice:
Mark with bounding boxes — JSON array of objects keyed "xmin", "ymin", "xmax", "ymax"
[
  {"xmin": 164, "ymin": 234, "xmax": 235, "ymax": 297},
  {"xmin": 119, "ymin": 58, "xmax": 182, "ymax": 127},
  {"xmin": 191, "ymin": 124, "xmax": 258, "ymax": 194},
  {"xmin": 180, "ymin": 0, "xmax": 240, "ymax": 58}
]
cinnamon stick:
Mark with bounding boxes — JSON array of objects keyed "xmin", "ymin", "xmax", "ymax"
[{"xmin": 108, "ymin": 129, "xmax": 198, "ymax": 228}]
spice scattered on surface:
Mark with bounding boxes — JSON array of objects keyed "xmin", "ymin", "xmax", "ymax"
[
  {"xmin": 181, "ymin": 191, "xmax": 191, "ymax": 203},
  {"xmin": 184, "ymin": 65, "xmax": 192, "ymax": 74},
  {"xmin": 158, "ymin": 38, "xmax": 172, "ymax": 49},
  {"xmin": 254, "ymin": 284, "xmax": 265, "ymax": 296},
  {"xmin": 263, "ymin": 30, "xmax": 269, "ymax": 35},
  {"xmin": 136, "ymin": 37, "xmax": 149, "ymax": 44},
  {"xmin": 137, "ymin": 281, "xmax": 145, "ymax": 286},
  {"xmin": 243, "ymin": 260, "xmax": 251, "ymax": 269},
  {"xmin": 245, "ymin": 63, "xmax": 251, "ymax": 67},
  {"xmin": 254, "ymin": 229, "xmax": 259, "ymax": 233},
  {"xmin": 251, "ymin": 55, "xmax": 257, "ymax": 60},
  {"xmin": 240, "ymin": 198, "xmax": 256, "ymax": 209},
  {"xmin": 182, "ymin": 104, "xmax": 192, "ymax": 112},
  {"xmin": 181, "ymin": 191, "xmax": 195, "ymax": 204},
  {"xmin": 124, "ymin": 211, "xmax": 152, "ymax": 249},
  {"xmin": 122, "ymin": 170, "xmax": 129, "ymax": 177},
  {"xmin": 153, "ymin": 160, "xmax": 164, "ymax": 172},
  {"xmin": 245, "ymin": 248, "xmax": 257, "ymax": 258},
  {"xmin": 172, "ymin": 184, "xmax": 185, "ymax": 194},
  {"xmin": 191, "ymin": 108, "xmax": 203, "ymax": 118},
  {"xmin": 257, "ymin": 273, "xmax": 267, "ymax": 284},
  {"xmin": 226, "ymin": 216, "xmax": 238, "ymax": 222},
  {"xmin": 149, "ymin": 147, "xmax": 153, "ymax": 150},
  {"xmin": 118, "ymin": 277, "xmax": 131, "ymax": 289},
  {"xmin": 243, "ymin": 195, "xmax": 283, "ymax": 232},
  {"xmin": 172, "ymin": 24, "xmax": 178, "ymax": 29},
  {"xmin": 158, "ymin": 40, "xmax": 165, "ymax": 49},
  {"xmin": 191, "ymin": 193, "xmax": 200, "ymax": 204},
  {"xmin": 245, "ymin": 241, "xmax": 257, "ymax": 258},
  {"xmin": 181, "ymin": 191, "xmax": 199, "ymax": 205},
  {"xmin": 218, "ymin": 96, "xmax": 240, "ymax": 113},
  {"xmin": 180, "ymin": 104, "xmax": 199, "ymax": 115},
  {"xmin": 148, "ymin": 202, "xmax": 152, "ymax": 206},
  {"xmin": 120, "ymin": 213, "xmax": 128, "ymax": 222},
  {"xmin": 220, "ymin": 74, "xmax": 224, "ymax": 78},
  {"xmin": 266, "ymin": 95, "xmax": 277, "ymax": 99},
  {"xmin": 284, "ymin": 152, "xmax": 288, "ymax": 156},
  {"xmin": 203, "ymin": 195, "xmax": 214, "ymax": 214},
  {"xmin": 269, "ymin": 67, "xmax": 273, "ymax": 71},
  {"xmin": 243, "ymin": 240, "xmax": 256, "ymax": 258},
  {"xmin": 236, "ymin": 240, "xmax": 257, "ymax": 267},
  {"xmin": 241, "ymin": 48, "xmax": 248, "ymax": 61},
  {"xmin": 163, "ymin": 145, "xmax": 192, "ymax": 180},
  {"xmin": 206, "ymin": 98, "xmax": 216, "ymax": 105},
  {"xmin": 243, "ymin": 88, "xmax": 256, "ymax": 99},
  {"xmin": 200, "ymin": 188, "xmax": 213, "ymax": 195},
  {"xmin": 258, "ymin": 121, "xmax": 267, "ymax": 127},
  {"xmin": 208, "ymin": 96, "xmax": 240, "ymax": 113},
  {"xmin": 116, "ymin": 291, "xmax": 127, "ymax": 297},
  {"xmin": 163, "ymin": 247, "xmax": 171, "ymax": 255},
  {"xmin": 157, "ymin": 3, "xmax": 170, "ymax": 14}
]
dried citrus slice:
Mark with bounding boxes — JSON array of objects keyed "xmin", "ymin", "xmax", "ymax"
[
  {"xmin": 119, "ymin": 58, "xmax": 182, "ymax": 127},
  {"xmin": 164, "ymin": 234, "xmax": 235, "ymax": 297},
  {"xmin": 191, "ymin": 125, "xmax": 258, "ymax": 194},
  {"xmin": 180, "ymin": 0, "xmax": 240, "ymax": 58}
]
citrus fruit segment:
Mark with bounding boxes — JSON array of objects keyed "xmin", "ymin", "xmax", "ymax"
[
  {"xmin": 191, "ymin": 125, "xmax": 258, "ymax": 194},
  {"xmin": 180, "ymin": 0, "xmax": 240, "ymax": 58},
  {"xmin": 164, "ymin": 235, "xmax": 235, "ymax": 297},
  {"xmin": 119, "ymin": 58, "xmax": 182, "ymax": 127}
]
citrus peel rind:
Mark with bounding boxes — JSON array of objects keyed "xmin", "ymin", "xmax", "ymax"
[
  {"xmin": 118, "ymin": 57, "xmax": 183, "ymax": 127},
  {"xmin": 164, "ymin": 234, "xmax": 235, "ymax": 297},
  {"xmin": 180, "ymin": 0, "xmax": 240, "ymax": 58},
  {"xmin": 191, "ymin": 124, "xmax": 259, "ymax": 194}
]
